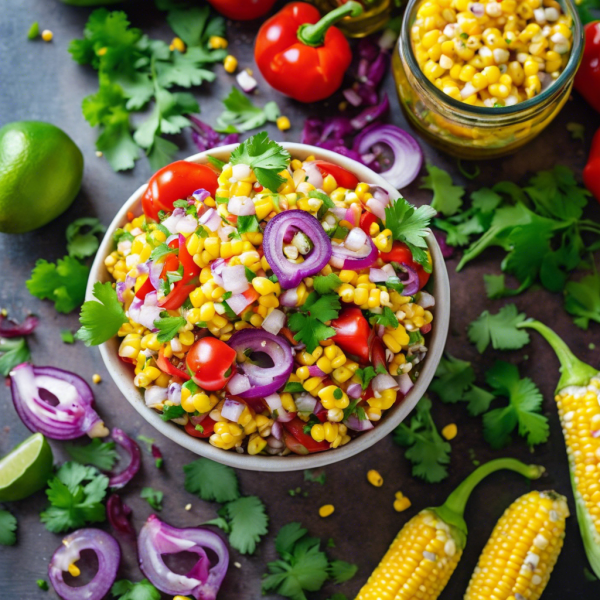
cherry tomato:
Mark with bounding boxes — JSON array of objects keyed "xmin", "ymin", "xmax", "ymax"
[
  {"xmin": 157, "ymin": 348, "xmax": 190, "ymax": 381},
  {"xmin": 185, "ymin": 417, "xmax": 216, "ymax": 438},
  {"xmin": 360, "ymin": 210, "xmax": 378, "ymax": 235},
  {"xmin": 142, "ymin": 161, "xmax": 219, "ymax": 221},
  {"xmin": 187, "ymin": 337, "xmax": 237, "ymax": 391},
  {"xmin": 206, "ymin": 0, "xmax": 276, "ymax": 20},
  {"xmin": 178, "ymin": 235, "xmax": 201, "ymax": 283},
  {"xmin": 283, "ymin": 417, "xmax": 329, "ymax": 453},
  {"xmin": 331, "ymin": 307, "xmax": 370, "ymax": 363},
  {"xmin": 380, "ymin": 241, "xmax": 431, "ymax": 290},
  {"xmin": 313, "ymin": 160, "xmax": 359, "ymax": 190},
  {"xmin": 370, "ymin": 335, "xmax": 387, "ymax": 371}
]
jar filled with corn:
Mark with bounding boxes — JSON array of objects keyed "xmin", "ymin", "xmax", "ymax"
[
  {"xmin": 311, "ymin": 0, "xmax": 393, "ymax": 37},
  {"xmin": 393, "ymin": 0, "xmax": 583, "ymax": 158}
]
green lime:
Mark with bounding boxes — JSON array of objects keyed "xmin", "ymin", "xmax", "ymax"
[
  {"xmin": 0, "ymin": 121, "xmax": 83, "ymax": 234},
  {"xmin": 0, "ymin": 433, "xmax": 54, "ymax": 501}
]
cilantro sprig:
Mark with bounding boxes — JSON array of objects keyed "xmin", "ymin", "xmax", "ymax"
[
  {"xmin": 154, "ymin": 312, "xmax": 186, "ymax": 343},
  {"xmin": 66, "ymin": 438, "xmax": 119, "ymax": 471},
  {"xmin": 111, "ymin": 579, "xmax": 160, "ymax": 600},
  {"xmin": 216, "ymin": 87, "xmax": 280, "ymax": 133},
  {"xmin": 468, "ymin": 304, "xmax": 530, "ymax": 353},
  {"xmin": 420, "ymin": 164, "xmax": 465, "ymax": 216},
  {"xmin": 288, "ymin": 292, "xmax": 341, "ymax": 353},
  {"xmin": 0, "ymin": 509, "xmax": 17, "ymax": 546}
]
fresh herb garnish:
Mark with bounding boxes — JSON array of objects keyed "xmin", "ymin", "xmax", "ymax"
[
  {"xmin": 140, "ymin": 487, "xmax": 163, "ymax": 511},
  {"xmin": 313, "ymin": 273, "xmax": 343, "ymax": 295},
  {"xmin": 66, "ymin": 217, "xmax": 106, "ymax": 259},
  {"xmin": 154, "ymin": 312, "xmax": 186, "ymax": 343},
  {"xmin": 421, "ymin": 164, "xmax": 465, "ymax": 215},
  {"xmin": 216, "ymin": 86, "xmax": 280, "ymax": 133},
  {"xmin": 355, "ymin": 364, "xmax": 386, "ymax": 390},
  {"xmin": 288, "ymin": 292, "xmax": 341, "ymax": 353},
  {"xmin": 0, "ymin": 509, "xmax": 17, "ymax": 546},
  {"xmin": 244, "ymin": 266, "xmax": 257, "ymax": 281},
  {"xmin": 66, "ymin": 438, "xmax": 119, "ymax": 471},
  {"xmin": 468, "ymin": 304, "xmax": 530, "ymax": 353},
  {"xmin": 368, "ymin": 306, "xmax": 399, "ymax": 329},
  {"xmin": 61, "ymin": 329, "xmax": 75, "ymax": 344},
  {"xmin": 0, "ymin": 338, "xmax": 31, "ymax": 377},
  {"xmin": 304, "ymin": 469, "xmax": 326, "ymax": 485},
  {"xmin": 237, "ymin": 214, "xmax": 261, "ymax": 233},
  {"xmin": 184, "ymin": 457, "xmax": 240, "ymax": 502},
  {"xmin": 160, "ymin": 404, "xmax": 186, "ymax": 421},
  {"xmin": 284, "ymin": 380, "xmax": 305, "ymax": 393},
  {"xmin": 111, "ymin": 579, "xmax": 160, "ymax": 600},
  {"xmin": 150, "ymin": 242, "xmax": 177, "ymax": 261}
]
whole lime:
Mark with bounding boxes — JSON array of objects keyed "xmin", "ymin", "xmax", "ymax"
[{"xmin": 0, "ymin": 121, "xmax": 84, "ymax": 234}]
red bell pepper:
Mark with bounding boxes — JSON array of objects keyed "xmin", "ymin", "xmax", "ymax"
[
  {"xmin": 206, "ymin": 0, "xmax": 276, "ymax": 20},
  {"xmin": 157, "ymin": 348, "xmax": 191, "ymax": 381},
  {"xmin": 159, "ymin": 282, "xmax": 197, "ymax": 310},
  {"xmin": 331, "ymin": 307, "xmax": 370, "ymax": 363},
  {"xmin": 283, "ymin": 417, "xmax": 330, "ymax": 453},
  {"xmin": 135, "ymin": 276, "xmax": 154, "ymax": 300},
  {"xmin": 584, "ymin": 127, "xmax": 600, "ymax": 202},
  {"xmin": 313, "ymin": 160, "xmax": 359, "ymax": 189},
  {"xmin": 574, "ymin": 22, "xmax": 600, "ymax": 114},
  {"xmin": 254, "ymin": 2, "xmax": 362, "ymax": 103},
  {"xmin": 360, "ymin": 210, "xmax": 378, "ymax": 235}
]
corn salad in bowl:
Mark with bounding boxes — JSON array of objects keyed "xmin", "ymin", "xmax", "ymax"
[{"xmin": 92, "ymin": 135, "xmax": 449, "ymax": 470}]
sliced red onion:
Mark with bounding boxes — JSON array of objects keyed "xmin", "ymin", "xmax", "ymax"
[
  {"xmin": 222, "ymin": 265, "xmax": 249, "ymax": 295},
  {"xmin": 107, "ymin": 494, "xmax": 135, "ymax": 537},
  {"xmin": 168, "ymin": 381, "xmax": 182, "ymax": 405},
  {"xmin": 149, "ymin": 261, "xmax": 164, "ymax": 291},
  {"xmin": 10, "ymin": 363, "xmax": 105, "ymax": 440},
  {"xmin": 371, "ymin": 185, "xmax": 391, "ymax": 207},
  {"xmin": 228, "ymin": 329, "xmax": 293, "ymax": 398},
  {"xmin": 369, "ymin": 268, "xmax": 389, "ymax": 282},
  {"xmin": 303, "ymin": 162, "xmax": 324, "ymax": 189},
  {"xmin": 345, "ymin": 227, "xmax": 368, "ymax": 252},
  {"xmin": 218, "ymin": 225, "xmax": 236, "ymax": 242},
  {"xmin": 189, "ymin": 116, "xmax": 240, "ymax": 153},
  {"xmin": 261, "ymin": 308, "xmax": 286, "ymax": 335},
  {"xmin": 145, "ymin": 385, "xmax": 169, "ymax": 408},
  {"xmin": 330, "ymin": 237, "xmax": 378, "ymax": 270},
  {"xmin": 199, "ymin": 208, "xmax": 221, "ymax": 232},
  {"xmin": 210, "ymin": 258, "xmax": 226, "ymax": 287},
  {"xmin": 355, "ymin": 82, "xmax": 379, "ymax": 106},
  {"xmin": 276, "ymin": 406, "xmax": 295, "ymax": 422},
  {"xmin": 193, "ymin": 188, "xmax": 211, "ymax": 203},
  {"xmin": 397, "ymin": 373, "xmax": 414, "ymax": 395},
  {"xmin": 347, "ymin": 382, "xmax": 363, "ymax": 399},
  {"xmin": 49, "ymin": 529, "xmax": 120, "ymax": 600},
  {"xmin": 108, "ymin": 428, "xmax": 141, "ymax": 489},
  {"xmin": 350, "ymin": 94, "xmax": 389, "ymax": 130},
  {"xmin": 354, "ymin": 123, "xmax": 423, "ymax": 189},
  {"xmin": 264, "ymin": 393, "xmax": 282, "ymax": 411},
  {"xmin": 307, "ymin": 365, "xmax": 325, "ymax": 377},
  {"xmin": 343, "ymin": 87, "xmax": 363, "ymax": 107},
  {"xmin": 0, "ymin": 314, "xmax": 38, "ymax": 338},
  {"xmin": 263, "ymin": 210, "xmax": 332, "ymax": 289},
  {"xmin": 295, "ymin": 393, "xmax": 317, "ymax": 413},
  {"xmin": 226, "ymin": 292, "xmax": 255, "ymax": 315},
  {"xmin": 279, "ymin": 287, "xmax": 299, "ymax": 307},
  {"xmin": 366, "ymin": 52, "xmax": 388, "ymax": 88},
  {"xmin": 344, "ymin": 414, "xmax": 374, "ymax": 432},
  {"xmin": 138, "ymin": 515, "xmax": 229, "ymax": 600},
  {"xmin": 227, "ymin": 195, "xmax": 256, "ymax": 216},
  {"xmin": 397, "ymin": 263, "xmax": 420, "ymax": 296},
  {"xmin": 221, "ymin": 397, "xmax": 245, "ymax": 423},
  {"xmin": 372, "ymin": 373, "xmax": 399, "ymax": 395},
  {"xmin": 237, "ymin": 70, "xmax": 257, "ymax": 93},
  {"xmin": 271, "ymin": 421, "xmax": 283, "ymax": 440},
  {"xmin": 227, "ymin": 373, "xmax": 251, "ymax": 395}
]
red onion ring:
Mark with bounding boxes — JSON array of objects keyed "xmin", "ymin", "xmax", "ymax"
[
  {"xmin": 138, "ymin": 514, "xmax": 229, "ymax": 600},
  {"xmin": 0, "ymin": 314, "xmax": 38, "ymax": 337},
  {"xmin": 107, "ymin": 493, "xmax": 135, "ymax": 537},
  {"xmin": 397, "ymin": 263, "xmax": 420, "ymax": 296},
  {"xmin": 108, "ymin": 428, "xmax": 141, "ymax": 489},
  {"xmin": 263, "ymin": 210, "xmax": 332, "ymax": 289},
  {"xmin": 10, "ymin": 363, "xmax": 105, "ymax": 440},
  {"xmin": 227, "ymin": 329, "xmax": 294, "ymax": 399},
  {"xmin": 49, "ymin": 528, "xmax": 120, "ymax": 600},
  {"xmin": 330, "ymin": 237, "xmax": 378, "ymax": 270}
]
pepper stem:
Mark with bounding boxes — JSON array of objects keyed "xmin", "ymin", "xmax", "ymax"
[
  {"xmin": 297, "ymin": 2, "xmax": 363, "ymax": 48},
  {"xmin": 432, "ymin": 458, "xmax": 544, "ymax": 548},
  {"xmin": 517, "ymin": 320, "xmax": 597, "ymax": 391}
]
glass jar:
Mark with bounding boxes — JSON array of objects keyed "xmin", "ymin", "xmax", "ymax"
[
  {"xmin": 311, "ymin": 0, "xmax": 393, "ymax": 37},
  {"xmin": 392, "ymin": 0, "xmax": 583, "ymax": 159}
]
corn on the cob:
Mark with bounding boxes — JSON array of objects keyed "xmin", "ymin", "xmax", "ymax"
[
  {"xmin": 356, "ymin": 458, "xmax": 545, "ymax": 600},
  {"xmin": 464, "ymin": 490, "xmax": 569, "ymax": 600},
  {"xmin": 518, "ymin": 320, "xmax": 600, "ymax": 578}
]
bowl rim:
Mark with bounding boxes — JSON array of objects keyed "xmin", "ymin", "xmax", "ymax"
[{"xmin": 87, "ymin": 142, "xmax": 450, "ymax": 472}]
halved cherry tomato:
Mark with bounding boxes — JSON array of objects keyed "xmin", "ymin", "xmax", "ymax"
[
  {"xmin": 142, "ymin": 161, "xmax": 219, "ymax": 221},
  {"xmin": 360, "ymin": 210, "xmax": 378, "ymax": 234},
  {"xmin": 157, "ymin": 348, "xmax": 191, "ymax": 381},
  {"xmin": 159, "ymin": 281, "xmax": 197, "ymax": 310},
  {"xmin": 283, "ymin": 417, "xmax": 330, "ymax": 453},
  {"xmin": 135, "ymin": 277, "xmax": 155, "ymax": 300},
  {"xmin": 185, "ymin": 417, "xmax": 216, "ymax": 438},
  {"xmin": 313, "ymin": 160, "xmax": 359, "ymax": 190},
  {"xmin": 370, "ymin": 335, "xmax": 387, "ymax": 371},
  {"xmin": 331, "ymin": 307, "xmax": 370, "ymax": 363},
  {"xmin": 178, "ymin": 235, "xmax": 201, "ymax": 283},
  {"xmin": 187, "ymin": 337, "xmax": 237, "ymax": 391},
  {"xmin": 380, "ymin": 241, "xmax": 431, "ymax": 290}
]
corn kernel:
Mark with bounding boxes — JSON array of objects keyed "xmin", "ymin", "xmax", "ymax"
[
  {"xmin": 92, "ymin": 374, "xmax": 102, "ymax": 384},
  {"xmin": 276, "ymin": 116, "xmax": 291, "ymax": 131},
  {"xmin": 223, "ymin": 55, "xmax": 237, "ymax": 73},
  {"xmin": 442, "ymin": 423, "xmax": 458, "ymax": 440},
  {"xmin": 367, "ymin": 469, "xmax": 384, "ymax": 487},
  {"xmin": 319, "ymin": 504, "xmax": 335, "ymax": 518},
  {"xmin": 42, "ymin": 29, "xmax": 53, "ymax": 42}
]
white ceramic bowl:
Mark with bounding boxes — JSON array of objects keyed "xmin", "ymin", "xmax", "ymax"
[{"xmin": 87, "ymin": 143, "xmax": 450, "ymax": 472}]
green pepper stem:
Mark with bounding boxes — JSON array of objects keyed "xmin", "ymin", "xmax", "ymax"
[
  {"xmin": 517, "ymin": 320, "xmax": 597, "ymax": 391},
  {"xmin": 297, "ymin": 2, "xmax": 363, "ymax": 47},
  {"xmin": 432, "ymin": 458, "xmax": 544, "ymax": 546}
]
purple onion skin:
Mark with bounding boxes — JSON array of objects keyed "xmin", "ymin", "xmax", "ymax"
[
  {"xmin": 0, "ymin": 314, "xmax": 38, "ymax": 337},
  {"xmin": 350, "ymin": 94, "xmax": 390, "ymax": 130},
  {"xmin": 433, "ymin": 229, "xmax": 454, "ymax": 259},
  {"xmin": 189, "ymin": 116, "xmax": 240, "ymax": 152},
  {"xmin": 398, "ymin": 263, "xmax": 420, "ymax": 296},
  {"xmin": 108, "ymin": 429, "xmax": 141, "ymax": 489},
  {"xmin": 107, "ymin": 494, "xmax": 135, "ymax": 537}
]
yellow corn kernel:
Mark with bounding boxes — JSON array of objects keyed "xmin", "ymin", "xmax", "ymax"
[
  {"xmin": 209, "ymin": 35, "xmax": 228, "ymax": 49},
  {"xmin": 311, "ymin": 423, "xmax": 325, "ymax": 442},
  {"xmin": 42, "ymin": 29, "xmax": 53, "ymax": 42},
  {"xmin": 179, "ymin": 330, "xmax": 195, "ymax": 346},
  {"xmin": 223, "ymin": 54, "xmax": 237, "ymax": 73},
  {"xmin": 332, "ymin": 366, "xmax": 353, "ymax": 383},
  {"xmin": 525, "ymin": 74, "xmax": 541, "ymax": 97},
  {"xmin": 296, "ymin": 366, "xmax": 310, "ymax": 381},
  {"xmin": 258, "ymin": 294, "xmax": 279, "ymax": 308},
  {"xmin": 281, "ymin": 392, "xmax": 297, "ymax": 413},
  {"xmin": 367, "ymin": 469, "xmax": 383, "ymax": 487},
  {"xmin": 339, "ymin": 269, "xmax": 358, "ymax": 284},
  {"xmin": 170, "ymin": 37, "xmax": 185, "ymax": 52},
  {"xmin": 319, "ymin": 504, "xmax": 335, "ymax": 518},
  {"xmin": 252, "ymin": 277, "xmax": 275, "ymax": 296},
  {"xmin": 67, "ymin": 562, "xmax": 80, "ymax": 577},
  {"xmin": 374, "ymin": 229, "xmax": 393, "ymax": 252},
  {"xmin": 304, "ymin": 376, "xmax": 324, "ymax": 393},
  {"xmin": 442, "ymin": 423, "xmax": 458, "ymax": 440},
  {"xmin": 276, "ymin": 116, "xmax": 291, "ymax": 131},
  {"xmin": 382, "ymin": 334, "xmax": 401, "ymax": 353},
  {"xmin": 92, "ymin": 374, "xmax": 102, "ymax": 384},
  {"xmin": 199, "ymin": 302, "xmax": 216, "ymax": 321},
  {"xmin": 248, "ymin": 432, "xmax": 267, "ymax": 455},
  {"xmin": 189, "ymin": 287, "xmax": 205, "ymax": 308},
  {"xmin": 323, "ymin": 422, "xmax": 339, "ymax": 443},
  {"xmin": 393, "ymin": 493, "xmax": 412, "ymax": 512}
]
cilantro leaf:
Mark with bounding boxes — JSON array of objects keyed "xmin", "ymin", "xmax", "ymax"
[
  {"xmin": 66, "ymin": 439, "xmax": 119, "ymax": 471},
  {"xmin": 329, "ymin": 560, "xmax": 358, "ymax": 584},
  {"xmin": 166, "ymin": 5, "xmax": 225, "ymax": 48},
  {"xmin": 304, "ymin": 470, "xmax": 326, "ymax": 485},
  {"xmin": 420, "ymin": 164, "xmax": 465, "ymax": 216},
  {"xmin": 217, "ymin": 88, "xmax": 280, "ymax": 134},
  {"xmin": 27, "ymin": 256, "xmax": 90, "ymax": 314},
  {"xmin": 483, "ymin": 361, "xmax": 549, "ymax": 448},
  {"xmin": 0, "ymin": 509, "xmax": 17, "ymax": 546},
  {"xmin": 40, "ymin": 463, "xmax": 108, "ymax": 533},
  {"xmin": 183, "ymin": 458, "xmax": 240, "ymax": 503},
  {"xmin": 111, "ymin": 579, "xmax": 161, "ymax": 600},
  {"xmin": 222, "ymin": 496, "xmax": 268, "ymax": 554},
  {"xmin": 229, "ymin": 132, "xmax": 290, "ymax": 192},
  {"xmin": 483, "ymin": 274, "xmax": 530, "ymax": 299},
  {"xmin": 368, "ymin": 307, "xmax": 399, "ymax": 329},
  {"xmin": 66, "ymin": 218, "xmax": 106, "ymax": 259},
  {"xmin": 564, "ymin": 273, "xmax": 600, "ymax": 329},
  {"xmin": 288, "ymin": 293, "xmax": 340, "ymax": 353},
  {"xmin": 355, "ymin": 365, "xmax": 385, "ymax": 390},
  {"xmin": 468, "ymin": 304, "xmax": 530, "ymax": 353},
  {"xmin": 140, "ymin": 487, "xmax": 163, "ymax": 511},
  {"xmin": 61, "ymin": 329, "xmax": 75, "ymax": 344},
  {"xmin": 429, "ymin": 354, "xmax": 474, "ymax": 403},
  {"xmin": 76, "ymin": 282, "xmax": 128, "ymax": 346},
  {"xmin": 275, "ymin": 522, "xmax": 308, "ymax": 556},
  {"xmin": 154, "ymin": 313, "xmax": 186, "ymax": 343},
  {"xmin": 393, "ymin": 398, "xmax": 451, "ymax": 483},
  {"xmin": 313, "ymin": 273, "xmax": 342, "ymax": 295},
  {"xmin": 284, "ymin": 381, "xmax": 305, "ymax": 393},
  {"xmin": 150, "ymin": 242, "xmax": 177, "ymax": 261},
  {"xmin": 463, "ymin": 385, "xmax": 496, "ymax": 416},
  {"xmin": 0, "ymin": 338, "xmax": 31, "ymax": 377},
  {"xmin": 160, "ymin": 404, "xmax": 186, "ymax": 421},
  {"xmin": 237, "ymin": 215, "xmax": 261, "ymax": 233},
  {"xmin": 470, "ymin": 188, "xmax": 502, "ymax": 213}
]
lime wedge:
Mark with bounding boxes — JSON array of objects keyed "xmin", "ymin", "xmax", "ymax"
[{"xmin": 0, "ymin": 433, "xmax": 53, "ymax": 501}]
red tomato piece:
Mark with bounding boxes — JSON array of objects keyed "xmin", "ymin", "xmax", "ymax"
[
  {"xmin": 283, "ymin": 417, "xmax": 330, "ymax": 453},
  {"xmin": 135, "ymin": 277, "xmax": 155, "ymax": 300},
  {"xmin": 187, "ymin": 337, "xmax": 237, "ymax": 391},
  {"xmin": 380, "ymin": 241, "xmax": 431, "ymax": 290},
  {"xmin": 158, "ymin": 282, "xmax": 196, "ymax": 311},
  {"xmin": 370, "ymin": 335, "xmax": 387, "ymax": 371},
  {"xmin": 157, "ymin": 348, "xmax": 190, "ymax": 381},
  {"xmin": 331, "ymin": 307, "xmax": 371, "ymax": 363},
  {"xmin": 313, "ymin": 160, "xmax": 359, "ymax": 190},
  {"xmin": 185, "ymin": 417, "xmax": 216, "ymax": 438},
  {"xmin": 360, "ymin": 210, "xmax": 378, "ymax": 235}
]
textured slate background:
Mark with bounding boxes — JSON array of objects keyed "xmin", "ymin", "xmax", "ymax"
[{"xmin": 1, "ymin": 0, "xmax": 600, "ymax": 598}]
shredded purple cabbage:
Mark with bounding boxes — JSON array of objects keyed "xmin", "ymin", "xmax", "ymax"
[{"xmin": 189, "ymin": 116, "xmax": 240, "ymax": 152}]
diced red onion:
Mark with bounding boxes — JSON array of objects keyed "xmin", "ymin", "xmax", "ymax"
[
  {"xmin": 421, "ymin": 323, "xmax": 432, "ymax": 334},
  {"xmin": 148, "ymin": 261, "xmax": 164, "ymax": 291},
  {"xmin": 210, "ymin": 258, "xmax": 226, "ymax": 287},
  {"xmin": 116, "ymin": 281, "xmax": 127, "ymax": 303},
  {"xmin": 365, "ymin": 198, "xmax": 385, "ymax": 220},
  {"xmin": 276, "ymin": 406, "xmax": 295, "ymax": 422},
  {"xmin": 397, "ymin": 263, "xmax": 420, "ymax": 296},
  {"xmin": 108, "ymin": 428, "xmax": 141, "ymax": 489},
  {"xmin": 0, "ymin": 314, "xmax": 38, "ymax": 338},
  {"xmin": 267, "ymin": 434, "xmax": 284, "ymax": 449},
  {"xmin": 279, "ymin": 287, "xmax": 298, "ymax": 307},
  {"xmin": 343, "ymin": 87, "xmax": 363, "ymax": 107},
  {"xmin": 307, "ymin": 366, "xmax": 325, "ymax": 377},
  {"xmin": 270, "ymin": 421, "xmax": 283, "ymax": 441},
  {"xmin": 199, "ymin": 208, "xmax": 221, "ymax": 232},
  {"xmin": 261, "ymin": 309, "xmax": 286, "ymax": 335},
  {"xmin": 397, "ymin": 373, "xmax": 414, "ymax": 395},
  {"xmin": 236, "ymin": 70, "xmax": 257, "ymax": 93},
  {"xmin": 128, "ymin": 295, "xmax": 163, "ymax": 331},
  {"xmin": 227, "ymin": 330, "xmax": 293, "ymax": 398},
  {"xmin": 162, "ymin": 208, "xmax": 186, "ymax": 233},
  {"xmin": 10, "ymin": 363, "xmax": 105, "ymax": 440},
  {"xmin": 372, "ymin": 373, "xmax": 399, "ymax": 394},
  {"xmin": 136, "ymin": 261, "xmax": 149, "ymax": 275},
  {"xmin": 221, "ymin": 397, "xmax": 245, "ymax": 423},
  {"xmin": 371, "ymin": 185, "xmax": 391, "ymax": 207},
  {"xmin": 347, "ymin": 382, "xmax": 363, "ymax": 399},
  {"xmin": 227, "ymin": 195, "xmax": 256, "ymax": 216},
  {"xmin": 303, "ymin": 162, "xmax": 324, "ymax": 189},
  {"xmin": 193, "ymin": 189, "xmax": 210, "ymax": 203},
  {"xmin": 138, "ymin": 515, "xmax": 229, "ymax": 600},
  {"xmin": 107, "ymin": 494, "xmax": 135, "ymax": 537},
  {"xmin": 168, "ymin": 381, "xmax": 182, "ymax": 405},
  {"xmin": 376, "ymin": 324, "xmax": 385, "ymax": 338},
  {"xmin": 330, "ymin": 207, "xmax": 347, "ymax": 221},
  {"xmin": 264, "ymin": 393, "xmax": 282, "ymax": 411},
  {"xmin": 350, "ymin": 94, "xmax": 389, "ymax": 129},
  {"xmin": 386, "ymin": 348, "xmax": 394, "ymax": 362},
  {"xmin": 176, "ymin": 215, "xmax": 198, "ymax": 234},
  {"xmin": 221, "ymin": 265, "xmax": 249, "ymax": 295},
  {"xmin": 226, "ymin": 292, "xmax": 255, "ymax": 315},
  {"xmin": 295, "ymin": 393, "xmax": 317, "ymax": 413},
  {"xmin": 344, "ymin": 227, "xmax": 368, "ymax": 252},
  {"xmin": 417, "ymin": 291, "xmax": 435, "ymax": 309},
  {"xmin": 314, "ymin": 400, "xmax": 326, "ymax": 415},
  {"xmin": 381, "ymin": 263, "xmax": 395, "ymax": 276},
  {"xmin": 218, "ymin": 225, "xmax": 236, "ymax": 242},
  {"xmin": 227, "ymin": 373, "xmax": 251, "ymax": 395},
  {"xmin": 263, "ymin": 210, "xmax": 332, "ymax": 289},
  {"xmin": 344, "ymin": 414, "xmax": 374, "ymax": 432},
  {"xmin": 189, "ymin": 116, "xmax": 240, "ymax": 153},
  {"xmin": 49, "ymin": 529, "xmax": 120, "ymax": 600},
  {"xmin": 145, "ymin": 385, "xmax": 169, "ymax": 408},
  {"xmin": 330, "ymin": 237, "xmax": 378, "ymax": 270},
  {"xmin": 369, "ymin": 268, "xmax": 389, "ymax": 282}
]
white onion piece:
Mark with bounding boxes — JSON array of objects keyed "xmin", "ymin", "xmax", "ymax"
[
  {"xmin": 276, "ymin": 406, "xmax": 294, "ymax": 422},
  {"xmin": 175, "ymin": 215, "xmax": 198, "ymax": 234},
  {"xmin": 369, "ymin": 268, "xmax": 389, "ymax": 282},
  {"xmin": 168, "ymin": 381, "xmax": 182, "ymax": 405},
  {"xmin": 228, "ymin": 195, "xmax": 256, "ymax": 216},
  {"xmin": 222, "ymin": 265, "xmax": 249, "ymax": 294},
  {"xmin": 227, "ymin": 373, "xmax": 251, "ymax": 395},
  {"xmin": 303, "ymin": 162, "xmax": 324, "ymax": 189},
  {"xmin": 397, "ymin": 373, "xmax": 414, "ymax": 395},
  {"xmin": 262, "ymin": 309, "xmax": 286, "ymax": 335},
  {"xmin": 199, "ymin": 208, "xmax": 221, "ymax": 232},
  {"xmin": 347, "ymin": 383, "xmax": 362, "ymax": 399},
  {"xmin": 372, "ymin": 373, "xmax": 399, "ymax": 394},
  {"xmin": 295, "ymin": 393, "xmax": 317, "ymax": 413},
  {"xmin": 236, "ymin": 70, "xmax": 257, "ymax": 93},
  {"xmin": 161, "ymin": 208, "xmax": 185, "ymax": 233},
  {"xmin": 366, "ymin": 198, "xmax": 386, "ymax": 220},
  {"xmin": 417, "ymin": 291, "xmax": 435, "ymax": 308},
  {"xmin": 381, "ymin": 263, "xmax": 395, "ymax": 276},
  {"xmin": 267, "ymin": 434, "xmax": 284, "ymax": 448},
  {"xmin": 271, "ymin": 421, "xmax": 283, "ymax": 441},
  {"xmin": 145, "ymin": 386, "xmax": 168, "ymax": 408},
  {"xmin": 264, "ymin": 393, "xmax": 282, "ymax": 411},
  {"xmin": 221, "ymin": 398, "xmax": 245, "ymax": 423},
  {"xmin": 219, "ymin": 225, "xmax": 236, "ymax": 242},
  {"xmin": 226, "ymin": 293, "xmax": 254, "ymax": 315},
  {"xmin": 280, "ymin": 287, "xmax": 299, "ymax": 307},
  {"xmin": 345, "ymin": 227, "xmax": 368, "ymax": 251},
  {"xmin": 344, "ymin": 415, "xmax": 374, "ymax": 431}
]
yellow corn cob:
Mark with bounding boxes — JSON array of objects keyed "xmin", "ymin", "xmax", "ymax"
[{"xmin": 464, "ymin": 490, "xmax": 569, "ymax": 600}]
